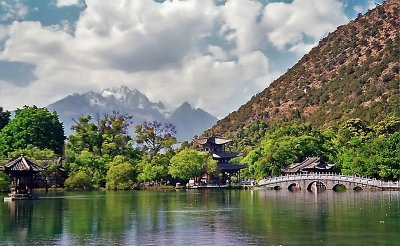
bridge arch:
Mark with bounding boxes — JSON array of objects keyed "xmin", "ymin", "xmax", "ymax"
[
  {"xmin": 306, "ymin": 181, "xmax": 326, "ymax": 193},
  {"xmin": 273, "ymin": 185, "xmax": 282, "ymax": 190},
  {"xmin": 288, "ymin": 183, "xmax": 301, "ymax": 192},
  {"xmin": 353, "ymin": 186, "xmax": 363, "ymax": 191},
  {"xmin": 332, "ymin": 184, "xmax": 347, "ymax": 192}
]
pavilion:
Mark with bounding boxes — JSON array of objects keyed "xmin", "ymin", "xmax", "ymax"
[
  {"xmin": 195, "ymin": 136, "xmax": 246, "ymax": 184},
  {"xmin": 0, "ymin": 155, "xmax": 46, "ymax": 200}
]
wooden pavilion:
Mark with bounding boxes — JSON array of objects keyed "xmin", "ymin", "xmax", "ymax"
[
  {"xmin": 195, "ymin": 136, "xmax": 246, "ymax": 184},
  {"xmin": 1, "ymin": 155, "xmax": 46, "ymax": 200},
  {"xmin": 283, "ymin": 157, "xmax": 335, "ymax": 174}
]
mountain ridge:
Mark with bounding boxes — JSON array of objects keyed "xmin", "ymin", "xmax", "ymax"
[
  {"xmin": 204, "ymin": 0, "xmax": 399, "ymax": 141},
  {"xmin": 48, "ymin": 86, "xmax": 217, "ymax": 141}
]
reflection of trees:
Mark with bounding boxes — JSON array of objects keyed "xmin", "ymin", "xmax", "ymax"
[
  {"xmin": 0, "ymin": 197, "xmax": 63, "ymax": 244},
  {"xmin": 0, "ymin": 191, "xmax": 399, "ymax": 244}
]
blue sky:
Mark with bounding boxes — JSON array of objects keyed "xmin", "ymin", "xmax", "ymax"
[{"xmin": 0, "ymin": 0, "xmax": 382, "ymax": 117}]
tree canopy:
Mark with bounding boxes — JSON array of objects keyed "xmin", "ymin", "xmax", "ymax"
[
  {"xmin": 0, "ymin": 107, "xmax": 10, "ymax": 131},
  {"xmin": 169, "ymin": 148, "xmax": 217, "ymax": 181},
  {"xmin": 0, "ymin": 106, "xmax": 65, "ymax": 156},
  {"xmin": 135, "ymin": 121, "xmax": 177, "ymax": 156}
]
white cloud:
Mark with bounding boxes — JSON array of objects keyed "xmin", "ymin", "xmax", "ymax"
[
  {"xmin": 55, "ymin": 0, "xmax": 82, "ymax": 7},
  {"xmin": 261, "ymin": 0, "xmax": 348, "ymax": 53},
  {"xmin": 0, "ymin": 24, "xmax": 8, "ymax": 40},
  {"xmin": 0, "ymin": 0, "xmax": 351, "ymax": 117},
  {"xmin": 0, "ymin": 0, "xmax": 28, "ymax": 21}
]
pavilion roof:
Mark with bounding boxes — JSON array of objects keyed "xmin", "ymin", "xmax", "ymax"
[
  {"xmin": 1, "ymin": 156, "xmax": 46, "ymax": 173},
  {"xmin": 195, "ymin": 136, "xmax": 232, "ymax": 145},
  {"xmin": 212, "ymin": 151, "xmax": 240, "ymax": 159},
  {"xmin": 284, "ymin": 157, "xmax": 334, "ymax": 173},
  {"xmin": 218, "ymin": 163, "xmax": 246, "ymax": 172}
]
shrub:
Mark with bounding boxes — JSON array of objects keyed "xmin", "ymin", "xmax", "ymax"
[
  {"xmin": 64, "ymin": 171, "xmax": 93, "ymax": 190},
  {"xmin": 106, "ymin": 163, "xmax": 136, "ymax": 190},
  {"xmin": 0, "ymin": 172, "xmax": 10, "ymax": 193}
]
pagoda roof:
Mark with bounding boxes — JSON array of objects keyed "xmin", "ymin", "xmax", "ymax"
[
  {"xmin": 218, "ymin": 163, "xmax": 246, "ymax": 172},
  {"xmin": 1, "ymin": 156, "xmax": 46, "ymax": 173},
  {"xmin": 212, "ymin": 151, "xmax": 240, "ymax": 159},
  {"xmin": 195, "ymin": 136, "xmax": 232, "ymax": 145},
  {"xmin": 284, "ymin": 157, "xmax": 334, "ymax": 173}
]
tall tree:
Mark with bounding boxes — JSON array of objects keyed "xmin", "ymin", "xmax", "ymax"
[
  {"xmin": 0, "ymin": 106, "xmax": 65, "ymax": 156},
  {"xmin": 135, "ymin": 121, "xmax": 177, "ymax": 156},
  {"xmin": 169, "ymin": 148, "xmax": 217, "ymax": 181},
  {"xmin": 0, "ymin": 107, "xmax": 11, "ymax": 131}
]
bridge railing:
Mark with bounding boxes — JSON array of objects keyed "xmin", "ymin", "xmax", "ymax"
[{"xmin": 257, "ymin": 173, "xmax": 400, "ymax": 188}]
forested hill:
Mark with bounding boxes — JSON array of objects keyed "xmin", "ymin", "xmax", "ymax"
[{"xmin": 205, "ymin": 0, "xmax": 399, "ymax": 139}]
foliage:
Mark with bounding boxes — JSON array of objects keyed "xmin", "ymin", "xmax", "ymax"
[
  {"xmin": 7, "ymin": 145, "xmax": 57, "ymax": 159},
  {"xmin": 137, "ymin": 154, "xmax": 171, "ymax": 183},
  {"xmin": 66, "ymin": 113, "xmax": 139, "ymax": 188},
  {"xmin": 241, "ymin": 123, "xmax": 333, "ymax": 179},
  {"xmin": 0, "ymin": 172, "xmax": 10, "ymax": 193},
  {"xmin": 66, "ymin": 150, "xmax": 108, "ymax": 188},
  {"xmin": 106, "ymin": 156, "xmax": 136, "ymax": 190},
  {"xmin": 0, "ymin": 107, "xmax": 10, "ymax": 131},
  {"xmin": 135, "ymin": 121, "xmax": 177, "ymax": 156},
  {"xmin": 64, "ymin": 170, "xmax": 93, "ymax": 190},
  {"xmin": 169, "ymin": 148, "xmax": 217, "ymax": 181},
  {"xmin": 241, "ymin": 117, "xmax": 400, "ymax": 180},
  {"xmin": 0, "ymin": 106, "xmax": 65, "ymax": 156}
]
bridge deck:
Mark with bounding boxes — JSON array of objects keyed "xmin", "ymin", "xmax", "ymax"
[{"xmin": 258, "ymin": 173, "xmax": 400, "ymax": 190}]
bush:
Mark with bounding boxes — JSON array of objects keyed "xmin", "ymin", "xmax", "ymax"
[
  {"xmin": 0, "ymin": 172, "xmax": 10, "ymax": 193},
  {"xmin": 106, "ymin": 163, "xmax": 136, "ymax": 190},
  {"xmin": 64, "ymin": 171, "xmax": 93, "ymax": 190}
]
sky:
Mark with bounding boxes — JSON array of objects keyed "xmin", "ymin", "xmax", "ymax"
[{"xmin": 0, "ymin": 0, "xmax": 382, "ymax": 118}]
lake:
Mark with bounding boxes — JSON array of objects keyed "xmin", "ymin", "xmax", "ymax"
[{"xmin": 0, "ymin": 189, "xmax": 399, "ymax": 245}]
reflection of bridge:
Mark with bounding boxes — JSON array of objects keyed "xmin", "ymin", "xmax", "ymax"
[{"xmin": 257, "ymin": 173, "xmax": 400, "ymax": 191}]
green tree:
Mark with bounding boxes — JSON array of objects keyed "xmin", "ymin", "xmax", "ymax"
[
  {"xmin": 241, "ymin": 123, "xmax": 333, "ymax": 179},
  {"xmin": 0, "ymin": 107, "xmax": 11, "ymax": 131},
  {"xmin": 64, "ymin": 170, "xmax": 93, "ymax": 190},
  {"xmin": 135, "ymin": 121, "xmax": 177, "ymax": 156},
  {"xmin": 0, "ymin": 106, "xmax": 65, "ymax": 156},
  {"xmin": 169, "ymin": 148, "xmax": 217, "ymax": 181},
  {"xmin": 0, "ymin": 172, "xmax": 10, "ymax": 192},
  {"xmin": 106, "ymin": 156, "xmax": 136, "ymax": 190}
]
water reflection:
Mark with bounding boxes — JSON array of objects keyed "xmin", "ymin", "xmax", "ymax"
[{"xmin": 0, "ymin": 190, "xmax": 399, "ymax": 245}]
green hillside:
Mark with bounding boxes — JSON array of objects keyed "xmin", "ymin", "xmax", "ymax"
[{"xmin": 205, "ymin": 0, "xmax": 399, "ymax": 142}]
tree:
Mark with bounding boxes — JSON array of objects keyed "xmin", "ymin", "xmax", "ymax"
[
  {"xmin": 0, "ymin": 172, "xmax": 10, "ymax": 192},
  {"xmin": 68, "ymin": 112, "xmax": 134, "ymax": 157},
  {"xmin": 66, "ymin": 113, "xmax": 140, "ymax": 188},
  {"xmin": 135, "ymin": 121, "xmax": 177, "ymax": 156},
  {"xmin": 64, "ymin": 170, "xmax": 93, "ymax": 190},
  {"xmin": 0, "ymin": 107, "xmax": 11, "ymax": 131},
  {"xmin": 106, "ymin": 156, "xmax": 136, "ymax": 190},
  {"xmin": 0, "ymin": 106, "xmax": 65, "ymax": 156},
  {"xmin": 169, "ymin": 148, "xmax": 217, "ymax": 181}
]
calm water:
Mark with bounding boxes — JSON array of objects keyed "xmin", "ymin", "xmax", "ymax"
[{"xmin": 0, "ymin": 190, "xmax": 399, "ymax": 245}]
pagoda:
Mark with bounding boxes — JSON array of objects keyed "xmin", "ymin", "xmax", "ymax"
[
  {"xmin": 1, "ymin": 155, "xmax": 46, "ymax": 200},
  {"xmin": 195, "ymin": 136, "xmax": 246, "ymax": 184},
  {"xmin": 283, "ymin": 157, "xmax": 335, "ymax": 174}
]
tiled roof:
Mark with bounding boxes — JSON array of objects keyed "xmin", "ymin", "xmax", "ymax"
[
  {"xmin": 212, "ymin": 151, "xmax": 240, "ymax": 159},
  {"xmin": 284, "ymin": 157, "xmax": 334, "ymax": 173},
  {"xmin": 218, "ymin": 163, "xmax": 246, "ymax": 172},
  {"xmin": 2, "ymin": 156, "xmax": 46, "ymax": 173},
  {"xmin": 195, "ymin": 136, "xmax": 232, "ymax": 145}
]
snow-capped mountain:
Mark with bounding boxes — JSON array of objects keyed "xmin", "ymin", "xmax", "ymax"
[{"xmin": 47, "ymin": 86, "xmax": 217, "ymax": 140}]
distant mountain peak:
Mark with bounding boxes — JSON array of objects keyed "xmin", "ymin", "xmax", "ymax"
[
  {"xmin": 47, "ymin": 86, "xmax": 217, "ymax": 140},
  {"xmin": 179, "ymin": 101, "xmax": 192, "ymax": 109}
]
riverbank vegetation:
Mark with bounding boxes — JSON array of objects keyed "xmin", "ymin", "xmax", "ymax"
[
  {"xmin": 0, "ymin": 105, "xmax": 399, "ymax": 192},
  {"xmin": 240, "ymin": 117, "xmax": 400, "ymax": 180}
]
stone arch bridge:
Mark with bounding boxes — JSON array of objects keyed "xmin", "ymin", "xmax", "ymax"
[{"xmin": 257, "ymin": 173, "xmax": 400, "ymax": 191}]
